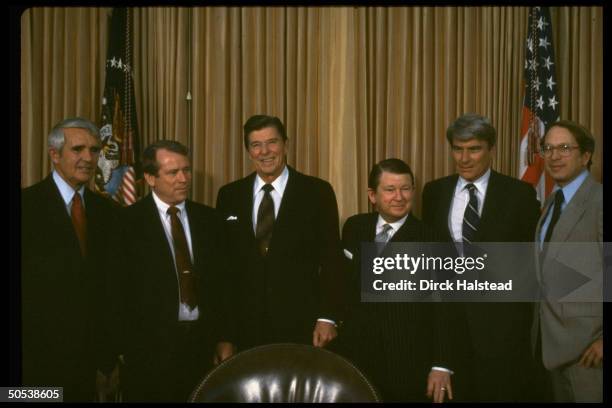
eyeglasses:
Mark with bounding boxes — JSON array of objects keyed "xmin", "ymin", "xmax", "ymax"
[{"xmin": 539, "ymin": 144, "xmax": 580, "ymax": 158}]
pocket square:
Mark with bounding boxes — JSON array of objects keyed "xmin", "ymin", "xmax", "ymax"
[
  {"xmin": 343, "ymin": 249, "xmax": 353, "ymax": 260},
  {"xmin": 226, "ymin": 215, "xmax": 238, "ymax": 221}
]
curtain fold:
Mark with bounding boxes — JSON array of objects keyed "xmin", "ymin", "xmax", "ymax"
[{"xmin": 21, "ymin": 6, "xmax": 603, "ymax": 222}]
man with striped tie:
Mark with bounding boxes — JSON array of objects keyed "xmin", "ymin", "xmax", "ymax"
[{"xmin": 422, "ymin": 114, "xmax": 541, "ymax": 401}]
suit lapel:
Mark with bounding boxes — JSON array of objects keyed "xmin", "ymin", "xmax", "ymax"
[
  {"xmin": 477, "ymin": 170, "xmax": 502, "ymax": 241},
  {"xmin": 141, "ymin": 194, "xmax": 176, "ymax": 269},
  {"xmin": 43, "ymin": 176, "xmax": 83, "ymax": 255},
  {"xmin": 389, "ymin": 214, "xmax": 420, "ymax": 243},
  {"xmin": 438, "ymin": 175, "xmax": 458, "ymax": 240},
  {"xmin": 548, "ymin": 175, "xmax": 593, "ymax": 248},
  {"xmin": 186, "ymin": 200, "xmax": 218, "ymax": 269},
  {"xmin": 269, "ymin": 166, "xmax": 300, "ymax": 251},
  {"xmin": 241, "ymin": 173, "xmax": 257, "ymax": 240}
]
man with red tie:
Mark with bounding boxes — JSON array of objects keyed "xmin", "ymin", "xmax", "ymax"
[{"xmin": 21, "ymin": 117, "xmax": 120, "ymax": 401}]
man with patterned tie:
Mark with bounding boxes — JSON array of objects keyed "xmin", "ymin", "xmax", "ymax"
[
  {"xmin": 534, "ymin": 121, "xmax": 602, "ymax": 402},
  {"xmin": 422, "ymin": 114, "xmax": 541, "ymax": 401},
  {"xmin": 216, "ymin": 115, "xmax": 344, "ymax": 352},
  {"xmin": 21, "ymin": 117, "xmax": 120, "ymax": 401},
  {"xmin": 340, "ymin": 159, "xmax": 453, "ymax": 402},
  {"xmin": 117, "ymin": 140, "xmax": 233, "ymax": 402}
]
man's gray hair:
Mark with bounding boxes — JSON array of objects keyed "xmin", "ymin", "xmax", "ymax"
[
  {"xmin": 48, "ymin": 117, "xmax": 101, "ymax": 151},
  {"xmin": 446, "ymin": 113, "xmax": 497, "ymax": 148}
]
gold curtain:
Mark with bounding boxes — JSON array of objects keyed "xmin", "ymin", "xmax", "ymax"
[
  {"xmin": 21, "ymin": 7, "xmax": 110, "ymax": 187},
  {"xmin": 21, "ymin": 6, "xmax": 603, "ymax": 223}
]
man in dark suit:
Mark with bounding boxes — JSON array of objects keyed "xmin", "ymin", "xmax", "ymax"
[
  {"xmin": 215, "ymin": 114, "xmax": 344, "ymax": 351},
  {"xmin": 118, "ymin": 140, "xmax": 233, "ymax": 402},
  {"xmin": 21, "ymin": 117, "xmax": 120, "ymax": 401},
  {"xmin": 422, "ymin": 113, "xmax": 541, "ymax": 401},
  {"xmin": 534, "ymin": 121, "xmax": 602, "ymax": 402},
  {"xmin": 340, "ymin": 158, "xmax": 453, "ymax": 402}
]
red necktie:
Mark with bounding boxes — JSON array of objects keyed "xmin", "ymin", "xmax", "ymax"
[
  {"xmin": 71, "ymin": 192, "xmax": 87, "ymax": 257},
  {"xmin": 167, "ymin": 206, "xmax": 198, "ymax": 309}
]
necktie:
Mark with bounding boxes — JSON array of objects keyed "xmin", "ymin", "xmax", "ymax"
[
  {"xmin": 256, "ymin": 184, "xmax": 275, "ymax": 256},
  {"xmin": 71, "ymin": 192, "xmax": 87, "ymax": 257},
  {"xmin": 375, "ymin": 223, "xmax": 393, "ymax": 244},
  {"xmin": 167, "ymin": 206, "xmax": 197, "ymax": 310},
  {"xmin": 462, "ymin": 183, "xmax": 480, "ymax": 244},
  {"xmin": 374, "ymin": 223, "xmax": 393, "ymax": 254},
  {"xmin": 543, "ymin": 189, "xmax": 565, "ymax": 243}
]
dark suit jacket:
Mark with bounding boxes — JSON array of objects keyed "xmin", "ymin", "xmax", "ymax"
[
  {"xmin": 339, "ymin": 212, "xmax": 454, "ymax": 402},
  {"xmin": 117, "ymin": 194, "xmax": 231, "ymax": 401},
  {"xmin": 422, "ymin": 170, "xmax": 541, "ymax": 401},
  {"xmin": 21, "ymin": 176, "xmax": 120, "ymax": 401},
  {"xmin": 215, "ymin": 166, "xmax": 344, "ymax": 350}
]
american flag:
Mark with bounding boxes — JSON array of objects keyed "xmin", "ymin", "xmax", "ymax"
[
  {"xmin": 95, "ymin": 8, "xmax": 141, "ymax": 206},
  {"xmin": 519, "ymin": 6, "xmax": 560, "ymax": 205}
]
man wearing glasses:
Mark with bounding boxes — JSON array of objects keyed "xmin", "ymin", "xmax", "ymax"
[{"xmin": 534, "ymin": 120, "xmax": 602, "ymax": 402}]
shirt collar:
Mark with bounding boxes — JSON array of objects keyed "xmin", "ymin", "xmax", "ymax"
[
  {"xmin": 376, "ymin": 213, "xmax": 409, "ymax": 233},
  {"xmin": 152, "ymin": 191, "xmax": 187, "ymax": 216},
  {"xmin": 253, "ymin": 165, "xmax": 289, "ymax": 196},
  {"xmin": 457, "ymin": 167, "xmax": 491, "ymax": 195},
  {"xmin": 553, "ymin": 169, "xmax": 589, "ymax": 205},
  {"xmin": 52, "ymin": 170, "xmax": 85, "ymax": 206}
]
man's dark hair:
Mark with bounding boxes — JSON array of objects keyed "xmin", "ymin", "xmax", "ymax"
[
  {"xmin": 243, "ymin": 115, "xmax": 288, "ymax": 149},
  {"xmin": 446, "ymin": 113, "xmax": 496, "ymax": 148},
  {"xmin": 544, "ymin": 120, "xmax": 595, "ymax": 169},
  {"xmin": 368, "ymin": 158, "xmax": 415, "ymax": 190},
  {"xmin": 142, "ymin": 140, "xmax": 190, "ymax": 176}
]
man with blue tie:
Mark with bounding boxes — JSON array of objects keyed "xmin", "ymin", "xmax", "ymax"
[
  {"xmin": 422, "ymin": 113, "xmax": 541, "ymax": 401},
  {"xmin": 21, "ymin": 117, "xmax": 120, "ymax": 401},
  {"xmin": 534, "ymin": 120, "xmax": 602, "ymax": 402}
]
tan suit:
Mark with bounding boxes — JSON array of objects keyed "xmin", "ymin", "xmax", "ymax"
[{"xmin": 532, "ymin": 174, "xmax": 602, "ymax": 402}]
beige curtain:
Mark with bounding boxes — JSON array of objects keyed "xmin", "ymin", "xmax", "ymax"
[
  {"xmin": 21, "ymin": 6, "xmax": 603, "ymax": 223},
  {"xmin": 21, "ymin": 7, "xmax": 110, "ymax": 186}
]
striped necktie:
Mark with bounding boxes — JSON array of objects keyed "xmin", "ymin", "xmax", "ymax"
[
  {"xmin": 462, "ymin": 183, "xmax": 480, "ymax": 243},
  {"xmin": 256, "ymin": 184, "xmax": 275, "ymax": 256}
]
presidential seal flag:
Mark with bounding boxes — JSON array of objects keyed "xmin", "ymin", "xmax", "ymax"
[
  {"xmin": 518, "ymin": 6, "xmax": 560, "ymax": 204},
  {"xmin": 96, "ymin": 8, "xmax": 141, "ymax": 206}
]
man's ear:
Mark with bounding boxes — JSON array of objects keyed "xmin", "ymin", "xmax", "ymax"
[
  {"xmin": 367, "ymin": 188, "xmax": 377, "ymax": 207},
  {"xmin": 49, "ymin": 147, "xmax": 61, "ymax": 165},
  {"xmin": 144, "ymin": 172, "xmax": 156, "ymax": 189}
]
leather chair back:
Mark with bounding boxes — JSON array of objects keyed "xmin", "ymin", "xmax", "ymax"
[{"xmin": 189, "ymin": 343, "xmax": 380, "ymax": 402}]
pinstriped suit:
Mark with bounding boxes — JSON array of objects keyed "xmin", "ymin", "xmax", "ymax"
[{"xmin": 338, "ymin": 212, "xmax": 454, "ymax": 402}]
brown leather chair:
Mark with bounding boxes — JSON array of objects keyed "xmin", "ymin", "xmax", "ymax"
[{"xmin": 189, "ymin": 343, "xmax": 380, "ymax": 402}]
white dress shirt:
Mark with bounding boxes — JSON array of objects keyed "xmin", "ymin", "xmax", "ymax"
[
  {"xmin": 252, "ymin": 165, "xmax": 289, "ymax": 232},
  {"xmin": 375, "ymin": 214, "xmax": 409, "ymax": 240},
  {"xmin": 52, "ymin": 171, "xmax": 85, "ymax": 215},
  {"xmin": 449, "ymin": 168, "xmax": 491, "ymax": 243},
  {"xmin": 151, "ymin": 192, "xmax": 199, "ymax": 321}
]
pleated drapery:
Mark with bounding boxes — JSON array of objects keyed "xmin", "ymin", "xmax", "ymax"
[{"xmin": 21, "ymin": 6, "xmax": 603, "ymax": 222}]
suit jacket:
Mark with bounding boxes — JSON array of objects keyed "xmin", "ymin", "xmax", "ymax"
[
  {"xmin": 339, "ymin": 212, "xmax": 453, "ymax": 402},
  {"xmin": 21, "ymin": 176, "xmax": 120, "ymax": 401},
  {"xmin": 117, "ymin": 194, "xmax": 231, "ymax": 400},
  {"xmin": 215, "ymin": 166, "xmax": 344, "ymax": 349},
  {"xmin": 422, "ymin": 170, "xmax": 541, "ymax": 401},
  {"xmin": 533, "ymin": 174, "xmax": 603, "ymax": 370}
]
